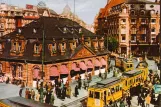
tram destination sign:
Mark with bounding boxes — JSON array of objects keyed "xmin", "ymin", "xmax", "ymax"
[{"xmin": 154, "ymin": 85, "xmax": 161, "ymax": 94}]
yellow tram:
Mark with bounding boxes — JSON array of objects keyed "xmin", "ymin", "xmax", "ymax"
[
  {"xmin": 115, "ymin": 57, "xmax": 134, "ymax": 72},
  {"xmin": 87, "ymin": 61, "xmax": 148, "ymax": 107}
]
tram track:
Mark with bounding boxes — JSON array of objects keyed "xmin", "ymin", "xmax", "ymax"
[{"xmin": 60, "ymin": 96, "xmax": 87, "ymax": 107}]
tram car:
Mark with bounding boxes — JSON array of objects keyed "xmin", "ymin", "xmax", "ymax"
[
  {"xmin": 115, "ymin": 57, "xmax": 134, "ymax": 72},
  {"xmin": 87, "ymin": 61, "xmax": 148, "ymax": 107}
]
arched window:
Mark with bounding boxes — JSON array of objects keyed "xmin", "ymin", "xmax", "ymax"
[
  {"xmin": 34, "ymin": 43, "xmax": 39, "ymax": 54},
  {"xmin": 130, "ymin": 10, "xmax": 135, "ymax": 15},
  {"xmin": 140, "ymin": 10, "xmax": 145, "ymax": 15},
  {"xmin": 17, "ymin": 65, "xmax": 23, "ymax": 78}
]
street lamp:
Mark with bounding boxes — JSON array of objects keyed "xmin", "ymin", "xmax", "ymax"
[
  {"xmin": 40, "ymin": 17, "xmax": 45, "ymax": 103},
  {"xmin": 158, "ymin": 33, "xmax": 161, "ymax": 106}
]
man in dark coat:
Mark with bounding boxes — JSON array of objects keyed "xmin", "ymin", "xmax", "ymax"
[
  {"xmin": 126, "ymin": 94, "xmax": 132, "ymax": 107},
  {"xmin": 45, "ymin": 91, "xmax": 52, "ymax": 104},
  {"xmin": 137, "ymin": 93, "xmax": 142, "ymax": 106},
  {"xmin": 19, "ymin": 88, "xmax": 23, "ymax": 97},
  {"xmin": 75, "ymin": 85, "xmax": 79, "ymax": 97}
]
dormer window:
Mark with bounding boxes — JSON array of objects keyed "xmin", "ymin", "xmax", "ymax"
[
  {"xmin": 93, "ymin": 40, "xmax": 98, "ymax": 51},
  {"xmin": 34, "ymin": 44, "xmax": 39, "ymax": 54},
  {"xmin": 0, "ymin": 44, "xmax": 2, "ymax": 51},
  {"xmin": 18, "ymin": 42, "xmax": 22, "ymax": 52},
  {"xmin": 33, "ymin": 28, "xmax": 37, "ymax": 33},
  {"xmin": 18, "ymin": 29, "xmax": 21, "ymax": 34},
  {"xmin": 63, "ymin": 27, "xmax": 67, "ymax": 33},
  {"xmin": 85, "ymin": 41, "xmax": 91, "ymax": 47},
  {"xmin": 70, "ymin": 41, "xmax": 76, "ymax": 51},
  {"xmin": 59, "ymin": 42, "xmax": 66, "ymax": 53},
  {"xmin": 52, "ymin": 43, "xmax": 57, "ymax": 53},
  {"xmin": 13, "ymin": 42, "xmax": 16, "ymax": 51},
  {"xmin": 79, "ymin": 28, "xmax": 82, "ymax": 34}
]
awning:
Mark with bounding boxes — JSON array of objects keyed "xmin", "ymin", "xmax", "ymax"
[
  {"xmin": 101, "ymin": 58, "xmax": 107, "ymax": 66},
  {"xmin": 72, "ymin": 63, "xmax": 80, "ymax": 71},
  {"xmin": 79, "ymin": 61, "xmax": 87, "ymax": 70},
  {"xmin": 33, "ymin": 68, "xmax": 40, "ymax": 79},
  {"xmin": 60, "ymin": 65, "xmax": 69, "ymax": 74},
  {"xmin": 94, "ymin": 59, "xmax": 101, "ymax": 67},
  {"xmin": 87, "ymin": 60, "xmax": 94, "ymax": 68},
  {"xmin": 49, "ymin": 66, "xmax": 59, "ymax": 76}
]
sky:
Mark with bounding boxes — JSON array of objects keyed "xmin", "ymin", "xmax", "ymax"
[{"xmin": 3, "ymin": 0, "xmax": 107, "ymax": 24}]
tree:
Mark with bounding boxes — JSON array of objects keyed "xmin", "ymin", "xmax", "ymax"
[{"xmin": 105, "ymin": 36, "xmax": 119, "ymax": 52}]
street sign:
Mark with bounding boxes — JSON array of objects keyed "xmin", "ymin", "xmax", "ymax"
[{"xmin": 154, "ymin": 84, "xmax": 161, "ymax": 94}]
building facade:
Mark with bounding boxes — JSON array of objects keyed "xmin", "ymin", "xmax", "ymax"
[
  {"xmin": 0, "ymin": 17, "xmax": 109, "ymax": 87},
  {"xmin": 96, "ymin": 0, "xmax": 160, "ymax": 56}
]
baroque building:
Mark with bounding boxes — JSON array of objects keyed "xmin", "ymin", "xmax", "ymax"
[
  {"xmin": 0, "ymin": 3, "xmax": 59, "ymax": 38},
  {"xmin": 0, "ymin": 17, "xmax": 109, "ymax": 87},
  {"xmin": 96, "ymin": 0, "xmax": 160, "ymax": 56}
]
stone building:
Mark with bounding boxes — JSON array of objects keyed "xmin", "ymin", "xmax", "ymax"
[
  {"xmin": 0, "ymin": 17, "xmax": 109, "ymax": 87},
  {"xmin": 96, "ymin": 0, "xmax": 160, "ymax": 56},
  {"xmin": 0, "ymin": 3, "xmax": 58, "ymax": 38}
]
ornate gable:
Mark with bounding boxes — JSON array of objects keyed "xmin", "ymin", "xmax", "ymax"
[{"xmin": 71, "ymin": 45, "xmax": 95, "ymax": 59}]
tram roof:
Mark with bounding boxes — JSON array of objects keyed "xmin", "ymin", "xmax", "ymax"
[
  {"xmin": 123, "ymin": 69, "xmax": 142, "ymax": 77},
  {"xmin": 90, "ymin": 77, "xmax": 121, "ymax": 89}
]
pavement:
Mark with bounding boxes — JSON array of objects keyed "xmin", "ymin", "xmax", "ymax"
[{"xmin": 0, "ymin": 58, "xmax": 158, "ymax": 107}]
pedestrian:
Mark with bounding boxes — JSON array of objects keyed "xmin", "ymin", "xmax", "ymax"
[
  {"xmin": 119, "ymin": 100, "xmax": 125, "ymax": 107},
  {"xmin": 6, "ymin": 76, "xmax": 9, "ymax": 84},
  {"xmin": 31, "ymin": 89, "xmax": 35, "ymax": 100},
  {"xmin": 66, "ymin": 86, "xmax": 71, "ymax": 98},
  {"xmin": 45, "ymin": 91, "xmax": 51, "ymax": 104},
  {"xmin": 145, "ymin": 94, "xmax": 151, "ymax": 107},
  {"xmin": 83, "ymin": 80, "xmax": 87, "ymax": 90},
  {"xmin": 137, "ymin": 93, "xmax": 142, "ymax": 106},
  {"xmin": 50, "ymin": 91, "xmax": 55, "ymax": 105},
  {"xmin": 141, "ymin": 94, "xmax": 145, "ymax": 107},
  {"xmin": 75, "ymin": 85, "xmax": 79, "ymax": 97},
  {"xmin": 19, "ymin": 88, "xmax": 23, "ymax": 97},
  {"xmin": 61, "ymin": 87, "xmax": 66, "ymax": 101},
  {"xmin": 78, "ymin": 78, "xmax": 82, "ymax": 89},
  {"xmin": 25, "ymin": 88, "xmax": 29, "ymax": 99},
  {"xmin": 35, "ymin": 92, "xmax": 40, "ymax": 101},
  {"xmin": 28, "ymin": 90, "xmax": 31, "ymax": 99},
  {"xmin": 126, "ymin": 94, "xmax": 132, "ymax": 107}
]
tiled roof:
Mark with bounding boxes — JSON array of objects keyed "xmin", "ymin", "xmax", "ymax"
[{"xmin": 0, "ymin": 17, "xmax": 107, "ymax": 63}]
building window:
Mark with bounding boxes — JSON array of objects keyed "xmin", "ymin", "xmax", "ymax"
[
  {"xmin": 141, "ymin": 19, "xmax": 146, "ymax": 24},
  {"xmin": 151, "ymin": 28, "xmax": 155, "ymax": 32},
  {"xmin": 121, "ymin": 19, "xmax": 126, "ymax": 24},
  {"xmin": 18, "ymin": 43, "xmax": 21, "ymax": 52},
  {"xmin": 85, "ymin": 41, "xmax": 91, "ymax": 47},
  {"xmin": 130, "ymin": 10, "xmax": 135, "ymax": 15},
  {"xmin": 121, "ymin": 34, "xmax": 126, "ymax": 42},
  {"xmin": 131, "ymin": 28, "xmax": 137, "ymax": 34},
  {"xmin": 141, "ymin": 28, "xmax": 146, "ymax": 34},
  {"xmin": 140, "ymin": 4, "xmax": 145, "ymax": 8},
  {"xmin": 52, "ymin": 43, "xmax": 57, "ymax": 53},
  {"xmin": 131, "ymin": 34, "xmax": 136, "ymax": 42},
  {"xmin": 0, "ymin": 32, "xmax": 3, "ymax": 37},
  {"xmin": 140, "ymin": 10, "xmax": 145, "ymax": 15},
  {"xmin": 151, "ymin": 37, "xmax": 156, "ymax": 42},
  {"xmin": 141, "ymin": 34, "xmax": 146, "ymax": 41},
  {"xmin": 18, "ymin": 65, "xmax": 23, "ymax": 78},
  {"xmin": 130, "ymin": 4, "xmax": 134, "ymax": 8},
  {"xmin": 0, "ymin": 44, "xmax": 2, "ymax": 51},
  {"xmin": 62, "ymin": 43, "xmax": 65, "ymax": 51},
  {"xmin": 34, "ymin": 44, "xmax": 39, "ymax": 54},
  {"xmin": 131, "ymin": 19, "xmax": 136, "ymax": 24},
  {"xmin": 151, "ymin": 19, "xmax": 156, "ymax": 24},
  {"xmin": 0, "ymin": 63, "xmax": 2, "ymax": 73},
  {"xmin": 13, "ymin": 42, "xmax": 16, "ymax": 51}
]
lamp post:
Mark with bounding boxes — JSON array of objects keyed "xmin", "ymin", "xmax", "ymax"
[
  {"xmin": 158, "ymin": 33, "xmax": 161, "ymax": 106},
  {"xmin": 40, "ymin": 17, "xmax": 45, "ymax": 103}
]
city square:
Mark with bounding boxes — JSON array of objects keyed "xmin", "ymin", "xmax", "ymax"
[{"xmin": 0, "ymin": 0, "xmax": 160, "ymax": 107}]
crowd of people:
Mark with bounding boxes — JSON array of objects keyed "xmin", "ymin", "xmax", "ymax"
[{"xmin": 21, "ymin": 73, "xmax": 93, "ymax": 106}]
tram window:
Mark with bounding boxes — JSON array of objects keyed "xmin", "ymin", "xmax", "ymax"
[
  {"xmin": 130, "ymin": 64, "xmax": 133, "ymax": 67},
  {"xmin": 116, "ymin": 86, "xmax": 119, "ymax": 92},
  {"xmin": 125, "ymin": 81, "xmax": 127, "ymax": 86},
  {"xmin": 120, "ymin": 86, "xmax": 122, "ymax": 90},
  {"xmin": 111, "ymin": 88, "xmax": 115, "ymax": 94},
  {"xmin": 89, "ymin": 91, "xmax": 93, "ymax": 98},
  {"xmin": 94, "ymin": 92, "xmax": 100, "ymax": 99},
  {"xmin": 108, "ymin": 90, "xmax": 111, "ymax": 96}
]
